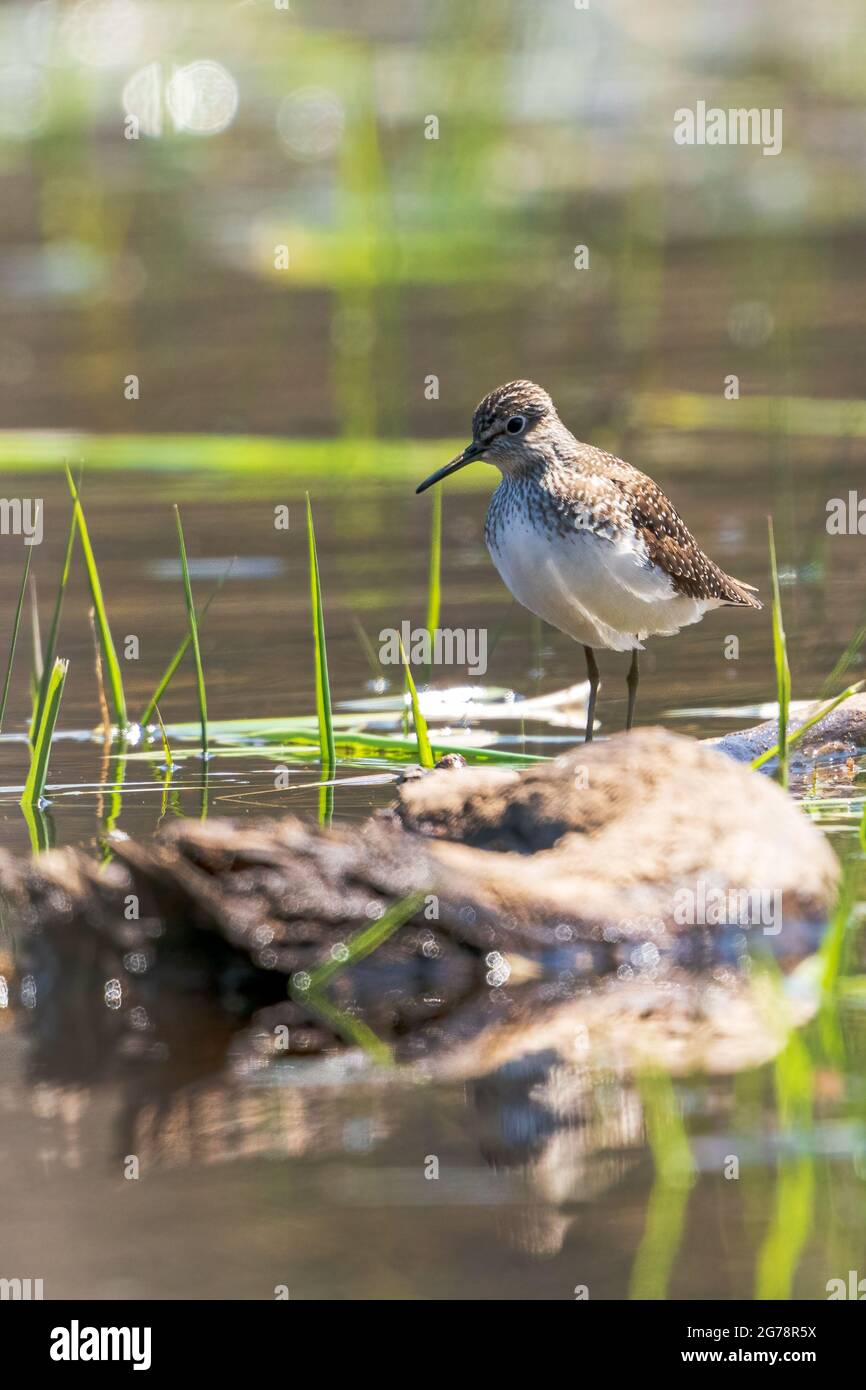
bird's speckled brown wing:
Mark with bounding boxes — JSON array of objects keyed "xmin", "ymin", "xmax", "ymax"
[{"xmin": 584, "ymin": 449, "xmax": 762, "ymax": 608}]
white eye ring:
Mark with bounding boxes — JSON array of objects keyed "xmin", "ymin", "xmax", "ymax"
[{"xmin": 506, "ymin": 414, "xmax": 526, "ymax": 435}]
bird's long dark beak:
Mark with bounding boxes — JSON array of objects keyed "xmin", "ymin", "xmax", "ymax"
[{"xmin": 415, "ymin": 441, "xmax": 483, "ymax": 495}]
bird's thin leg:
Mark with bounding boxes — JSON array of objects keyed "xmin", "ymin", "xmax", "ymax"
[
  {"xmin": 583, "ymin": 645, "xmax": 599, "ymax": 743},
  {"xmin": 625, "ymin": 649, "xmax": 639, "ymax": 731}
]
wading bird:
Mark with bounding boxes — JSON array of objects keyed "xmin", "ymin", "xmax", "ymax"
[{"xmin": 416, "ymin": 380, "xmax": 761, "ymax": 741}]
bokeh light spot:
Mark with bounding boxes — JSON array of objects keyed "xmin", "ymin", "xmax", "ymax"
[
  {"xmin": 277, "ymin": 87, "xmax": 344, "ymax": 160},
  {"xmin": 166, "ymin": 60, "xmax": 239, "ymax": 136},
  {"xmin": 64, "ymin": 0, "xmax": 143, "ymax": 69}
]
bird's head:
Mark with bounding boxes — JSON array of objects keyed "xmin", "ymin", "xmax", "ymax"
[{"xmin": 416, "ymin": 380, "xmax": 558, "ymax": 494}]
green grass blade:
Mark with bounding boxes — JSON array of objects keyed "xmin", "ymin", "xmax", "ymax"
[
  {"xmin": 350, "ymin": 615, "xmax": 383, "ymax": 680},
  {"xmin": 399, "ymin": 639, "xmax": 434, "ymax": 767},
  {"xmin": 318, "ymin": 779, "xmax": 334, "ymax": 828},
  {"xmin": 767, "ymin": 517, "xmax": 790, "ymax": 788},
  {"xmin": 750, "ymin": 681, "xmax": 865, "ymax": 772},
  {"xmin": 31, "ymin": 502, "xmax": 76, "ymax": 743},
  {"xmin": 20, "ymin": 798, "xmax": 51, "ymax": 855},
  {"xmin": 21, "ymin": 656, "xmax": 67, "ymax": 806},
  {"xmin": 149, "ymin": 704, "xmax": 175, "ymax": 823},
  {"xmin": 425, "ymin": 486, "xmax": 442, "ymax": 635},
  {"xmin": 629, "ymin": 1071, "xmax": 696, "ymax": 1300},
  {"xmin": 817, "ymin": 867, "xmax": 860, "ymax": 1066},
  {"xmin": 65, "ymin": 465, "xmax": 126, "ymax": 727},
  {"xmin": 297, "ymin": 891, "xmax": 426, "ymax": 995},
  {"xmin": 29, "ymin": 574, "xmax": 42, "ymax": 691},
  {"xmin": 0, "ymin": 529, "xmax": 37, "ymax": 734},
  {"xmin": 306, "ymin": 494, "xmax": 336, "ymax": 771},
  {"xmin": 153, "ymin": 703, "xmax": 174, "ymax": 773},
  {"xmin": 99, "ymin": 737, "xmax": 128, "ymax": 862},
  {"xmin": 294, "ymin": 989, "xmax": 394, "ymax": 1066},
  {"xmin": 163, "ymin": 717, "xmax": 546, "ymax": 764},
  {"xmin": 139, "ymin": 557, "xmax": 234, "ymax": 725},
  {"xmin": 424, "ymin": 486, "xmax": 442, "ymax": 681},
  {"xmin": 819, "ymin": 867, "xmax": 860, "ymax": 993},
  {"xmin": 290, "ymin": 891, "xmax": 426, "ymax": 1064},
  {"xmin": 820, "ymin": 622, "xmax": 866, "ymax": 699},
  {"xmin": 754, "ymin": 1031, "xmax": 815, "ymax": 1299},
  {"xmin": 173, "ymin": 505, "xmax": 208, "ymax": 756}
]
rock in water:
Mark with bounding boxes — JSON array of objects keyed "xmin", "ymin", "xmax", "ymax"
[
  {"xmin": 0, "ymin": 729, "xmax": 838, "ymax": 978},
  {"xmin": 389, "ymin": 727, "xmax": 837, "ymax": 951},
  {"xmin": 711, "ymin": 692, "xmax": 866, "ymax": 766},
  {"xmin": 0, "ymin": 728, "xmax": 840, "ymax": 1076}
]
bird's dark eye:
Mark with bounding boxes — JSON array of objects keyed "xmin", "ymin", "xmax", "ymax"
[{"xmin": 506, "ymin": 414, "xmax": 526, "ymax": 435}]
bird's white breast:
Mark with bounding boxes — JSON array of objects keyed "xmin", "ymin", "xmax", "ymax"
[{"xmin": 486, "ymin": 510, "xmax": 720, "ymax": 652}]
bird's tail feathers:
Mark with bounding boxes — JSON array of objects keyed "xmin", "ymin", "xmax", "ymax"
[{"xmin": 724, "ymin": 577, "xmax": 762, "ymax": 609}]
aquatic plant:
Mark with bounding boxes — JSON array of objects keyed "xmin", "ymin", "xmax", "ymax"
[
  {"xmin": 751, "ymin": 680, "xmax": 864, "ymax": 773},
  {"xmin": 140, "ymin": 558, "xmax": 234, "ymax": 726},
  {"xmin": 628, "ymin": 1070, "xmax": 696, "ymax": 1300},
  {"xmin": 21, "ymin": 656, "xmax": 67, "ymax": 807},
  {"xmin": 766, "ymin": 517, "xmax": 790, "ymax": 788},
  {"xmin": 30, "ymin": 504, "xmax": 76, "ymax": 743},
  {"xmin": 66, "ymin": 466, "xmax": 126, "ymax": 728},
  {"xmin": 291, "ymin": 892, "xmax": 426, "ymax": 1065},
  {"xmin": 306, "ymin": 494, "xmax": 336, "ymax": 772},
  {"xmin": 424, "ymin": 486, "xmax": 442, "ymax": 682},
  {"xmin": 399, "ymin": 640, "xmax": 434, "ymax": 768},
  {"xmin": 174, "ymin": 505, "xmax": 208, "ymax": 756},
  {"xmin": 0, "ymin": 523, "xmax": 37, "ymax": 735}
]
